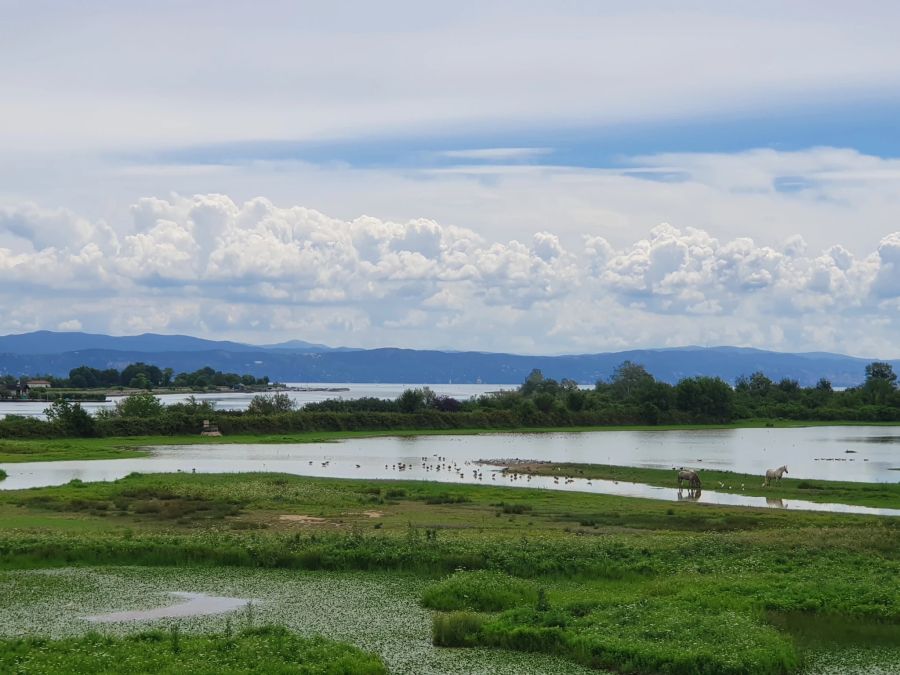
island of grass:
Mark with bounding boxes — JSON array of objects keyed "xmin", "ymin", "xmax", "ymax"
[{"xmin": 487, "ymin": 460, "xmax": 900, "ymax": 509}]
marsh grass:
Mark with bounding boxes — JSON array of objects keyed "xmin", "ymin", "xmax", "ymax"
[
  {"xmin": 477, "ymin": 602, "xmax": 801, "ymax": 675},
  {"xmin": 0, "ymin": 625, "xmax": 388, "ymax": 674},
  {"xmin": 422, "ymin": 570, "xmax": 538, "ymax": 612},
  {"xmin": 1, "ymin": 472, "xmax": 898, "ymax": 674},
  {"xmin": 505, "ymin": 462, "xmax": 900, "ymax": 508},
  {"xmin": 766, "ymin": 611, "xmax": 900, "ymax": 648},
  {"xmin": 432, "ymin": 612, "xmax": 485, "ymax": 647}
]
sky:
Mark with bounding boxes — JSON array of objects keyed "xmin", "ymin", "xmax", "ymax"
[{"xmin": 2, "ymin": 0, "xmax": 900, "ymax": 356}]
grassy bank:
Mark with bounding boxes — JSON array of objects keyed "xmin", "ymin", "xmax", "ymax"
[
  {"xmin": 0, "ymin": 625, "xmax": 387, "ymax": 674},
  {"xmin": 496, "ymin": 461, "xmax": 900, "ymax": 508},
  {"xmin": 0, "ymin": 472, "xmax": 896, "ymax": 673}
]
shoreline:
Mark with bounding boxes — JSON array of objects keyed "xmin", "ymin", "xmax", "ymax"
[{"xmin": 482, "ymin": 459, "xmax": 900, "ymax": 509}]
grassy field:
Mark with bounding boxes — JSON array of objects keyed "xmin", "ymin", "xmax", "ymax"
[
  {"xmin": 496, "ymin": 461, "xmax": 900, "ymax": 508},
  {"xmin": 0, "ymin": 471, "xmax": 897, "ymax": 673}
]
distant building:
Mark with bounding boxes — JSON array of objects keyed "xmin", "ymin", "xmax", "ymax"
[{"xmin": 27, "ymin": 380, "xmax": 51, "ymax": 389}]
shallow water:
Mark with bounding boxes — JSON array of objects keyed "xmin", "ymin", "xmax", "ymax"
[
  {"xmin": 1, "ymin": 427, "xmax": 898, "ymax": 515},
  {"xmin": 85, "ymin": 592, "xmax": 252, "ymax": 622}
]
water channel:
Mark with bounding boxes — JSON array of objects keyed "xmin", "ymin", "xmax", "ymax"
[{"xmin": 2, "ymin": 426, "xmax": 898, "ymax": 516}]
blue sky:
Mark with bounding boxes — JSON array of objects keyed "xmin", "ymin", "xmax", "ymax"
[
  {"xmin": 1, "ymin": 1, "xmax": 900, "ymax": 356},
  {"xmin": 148, "ymin": 98, "xmax": 900, "ymax": 170}
]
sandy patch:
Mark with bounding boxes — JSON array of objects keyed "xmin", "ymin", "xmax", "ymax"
[
  {"xmin": 279, "ymin": 515, "xmax": 326, "ymax": 523},
  {"xmin": 362, "ymin": 511, "xmax": 384, "ymax": 518}
]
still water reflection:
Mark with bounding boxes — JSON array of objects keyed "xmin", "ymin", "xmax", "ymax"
[{"xmin": 2, "ymin": 427, "xmax": 898, "ymax": 516}]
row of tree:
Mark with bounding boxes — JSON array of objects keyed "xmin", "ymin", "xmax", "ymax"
[
  {"xmin": 306, "ymin": 360, "xmax": 900, "ymax": 425},
  {"xmin": 1, "ymin": 360, "xmax": 897, "ymax": 439},
  {"xmin": 0, "ymin": 363, "xmax": 270, "ymax": 393}
]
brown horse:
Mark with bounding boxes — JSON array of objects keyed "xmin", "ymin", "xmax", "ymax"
[{"xmin": 676, "ymin": 468, "xmax": 701, "ymax": 489}]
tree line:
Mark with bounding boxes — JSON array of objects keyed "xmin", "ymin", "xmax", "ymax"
[
  {"xmin": 2, "ymin": 359, "xmax": 896, "ymax": 439},
  {"xmin": 0, "ymin": 363, "xmax": 270, "ymax": 396},
  {"xmin": 306, "ymin": 360, "xmax": 900, "ymax": 425}
]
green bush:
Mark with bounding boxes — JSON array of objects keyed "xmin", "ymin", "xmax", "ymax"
[{"xmin": 422, "ymin": 570, "xmax": 538, "ymax": 612}]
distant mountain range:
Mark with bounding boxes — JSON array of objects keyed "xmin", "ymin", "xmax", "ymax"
[{"xmin": 0, "ymin": 331, "xmax": 896, "ymax": 387}]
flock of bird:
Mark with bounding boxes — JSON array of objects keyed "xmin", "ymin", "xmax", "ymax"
[{"xmin": 298, "ymin": 452, "xmax": 869, "ymax": 493}]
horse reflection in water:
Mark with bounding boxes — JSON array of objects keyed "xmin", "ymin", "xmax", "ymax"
[
  {"xmin": 677, "ymin": 487, "xmax": 702, "ymax": 501},
  {"xmin": 766, "ymin": 497, "xmax": 787, "ymax": 508}
]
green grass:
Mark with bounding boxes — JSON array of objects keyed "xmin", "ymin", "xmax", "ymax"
[
  {"xmin": 0, "ymin": 625, "xmax": 387, "ymax": 674},
  {"xmin": 477, "ymin": 601, "xmax": 800, "ymax": 675},
  {"xmin": 432, "ymin": 612, "xmax": 486, "ymax": 647},
  {"xmin": 0, "ymin": 472, "xmax": 897, "ymax": 674},
  {"xmin": 422, "ymin": 570, "xmax": 538, "ymax": 612},
  {"xmin": 500, "ymin": 461, "xmax": 900, "ymax": 508}
]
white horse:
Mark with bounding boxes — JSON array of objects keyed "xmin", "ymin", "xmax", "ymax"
[{"xmin": 763, "ymin": 465, "xmax": 788, "ymax": 486}]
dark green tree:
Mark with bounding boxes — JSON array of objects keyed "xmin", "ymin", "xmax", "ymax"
[
  {"xmin": 247, "ymin": 392, "xmax": 296, "ymax": 415},
  {"xmin": 674, "ymin": 376, "xmax": 734, "ymax": 423},
  {"xmin": 864, "ymin": 362, "xmax": 897, "ymax": 404},
  {"xmin": 44, "ymin": 400, "xmax": 96, "ymax": 437},
  {"xmin": 115, "ymin": 392, "xmax": 165, "ymax": 418}
]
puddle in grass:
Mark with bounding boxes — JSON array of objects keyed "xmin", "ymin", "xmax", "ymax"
[{"xmin": 84, "ymin": 592, "xmax": 253, "ymax": 623}]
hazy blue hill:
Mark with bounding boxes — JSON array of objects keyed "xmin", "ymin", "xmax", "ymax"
[
  {"xmin": 0, "ymin": 337, "xmax": 896, "ymax": 387},
  {"xmin": 0, "ymin": 331, "xmax": 261, "ymax": 354},
  {"xmin": 260, "ymin": 339, "xmax": 350, "ymax": 352}
]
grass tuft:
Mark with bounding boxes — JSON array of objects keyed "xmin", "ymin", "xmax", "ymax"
[
  {"xmin": 432, "ymin": 612, "xmax": 485, "ymax": 647},
  {"xmin": 422, "ymin": 570, "xmax": 538, "ymax": 612}
]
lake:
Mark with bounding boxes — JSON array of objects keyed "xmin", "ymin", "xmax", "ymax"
[
  {"xmin": 0, "ymin": 382, "xmax": 511, "ymax": 419},
  {"xmin": 2, "ymin": 426, "xmax": 898, "ymax": 516}
]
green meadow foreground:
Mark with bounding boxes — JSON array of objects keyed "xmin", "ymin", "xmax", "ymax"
[{"xmin": 0, "ymin": 469, "xmax": 898, "ymax": 674}]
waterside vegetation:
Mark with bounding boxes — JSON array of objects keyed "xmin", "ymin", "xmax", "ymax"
[
  {"xmin": 490, "ymin": 462, "xmax": 900, "ymax": 509},
  {"xmin": 0, "ymin": 472, "xmax": 896, "ymax": 673},
  {"xmin": 0, "ymin": 625, "xmax": 387, "ymax": 674},
  {"xmin": 2, "ymin": 360, "xmax": 899, "ymax": 443}
]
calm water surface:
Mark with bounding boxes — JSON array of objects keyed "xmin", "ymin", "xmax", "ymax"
[
  {"xmin": 84, "ymin": 592, "xmax": 252, "ymax": 623},
  {"xmin": 2, "ymin": 427, "xmax": 898, "ymax": 516},
  {"xmin": 0, "ymin": 383, "xmax": 510, "ymax": 419}
]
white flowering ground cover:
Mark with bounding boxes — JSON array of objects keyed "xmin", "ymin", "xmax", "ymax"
[
  {"xmin": 0, "ymin": 566, "xmax": 595, "ymax": 675},
  {"xmin": 1, "ymin": 566, "xmax": 895, "ymax": 674}
]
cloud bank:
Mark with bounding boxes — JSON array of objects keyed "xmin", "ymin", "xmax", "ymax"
[{"xmin": 1, "ymin": 194, "xmax": 898, "ymax": 357}]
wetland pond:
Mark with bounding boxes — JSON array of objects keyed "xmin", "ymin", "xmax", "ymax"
[{"xmin": 2, "ymin": 426, "xmax": 899, "ymax": 515}]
